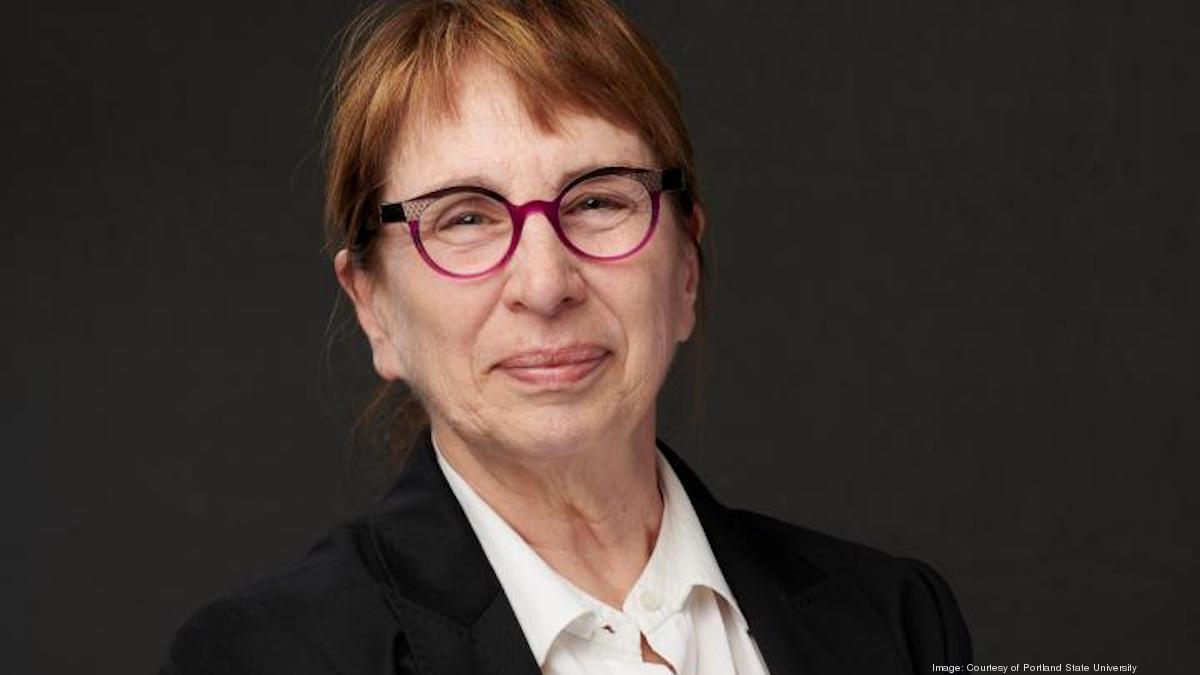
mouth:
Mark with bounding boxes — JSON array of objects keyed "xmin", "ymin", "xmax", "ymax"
[{"xmin": 494, "ymin": 344, "xmax": 610, "ymax": 388}]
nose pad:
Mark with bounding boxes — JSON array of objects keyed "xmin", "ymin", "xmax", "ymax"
[
  {"xmin": 504, "ymin": 197, "xmax": 570, "ymax": 265},
  {"xmin": 503, "ymin": 208, "xmax": 584, "ymax": 314},
  {"xmin": 514, "ymin": 210, "xmax": 569, "ymax": 262}
]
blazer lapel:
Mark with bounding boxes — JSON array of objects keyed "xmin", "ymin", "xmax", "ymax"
[
  {"xmin": 661, "ymin": 442, "xmax": 911, "ymax": 674},
  {"xmin": 365, "ymin": 432, "xmax": 540, "ymax": 675},
  {"xmin": 659, "ymin": 443, "xmax": 812, "ymax": 673}
]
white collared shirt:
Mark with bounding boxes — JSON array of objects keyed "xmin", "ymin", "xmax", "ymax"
[{"xmin": 435, "ymin": 442, "xmax": 772, "ymax": 675}]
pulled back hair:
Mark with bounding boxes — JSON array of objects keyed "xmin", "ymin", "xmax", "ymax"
[{"xmin": 323, "ymin": 0, "xmax": 705, "ymax": 461}]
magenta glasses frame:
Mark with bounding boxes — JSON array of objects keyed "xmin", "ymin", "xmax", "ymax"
[{"xmin": 370, "ymin": 166, "xmax": 687, "ymax": 279}]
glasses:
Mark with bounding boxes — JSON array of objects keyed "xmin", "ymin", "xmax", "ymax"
[{"xmin": 372, "ymin": 166, "xmax": 687, "ymax": 278}]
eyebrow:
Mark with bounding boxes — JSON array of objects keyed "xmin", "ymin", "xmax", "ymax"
[{"xmin": 402, "ymin": 161, "xmax": 638, "ymax": 202}]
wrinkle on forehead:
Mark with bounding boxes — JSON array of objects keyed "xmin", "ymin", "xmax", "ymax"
[
  {"xmin": 392, "ymin": 53, "xmax": 631, "ymax": 158},
  {"xmin": 387, "ymin": 58, "xmax": 653, "ymax": 201}
]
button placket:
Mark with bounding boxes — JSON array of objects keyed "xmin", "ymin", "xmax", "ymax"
[
  {"xmin": 591, "ymin": 611, "xmax": 635, "ymax": 656},
  {"xmin": 639, "ymin": 588, "xmax": 661, "ymax": 612}
]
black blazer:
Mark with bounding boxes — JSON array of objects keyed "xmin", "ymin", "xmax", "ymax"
[{"xmin": 161, "ymin": 432, "xmax": 971, "ymax": 674}]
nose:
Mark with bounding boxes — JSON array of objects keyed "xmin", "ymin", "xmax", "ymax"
[{"xmin": 500, "ymin": 208, "xmax": 586, "ymax": 317}]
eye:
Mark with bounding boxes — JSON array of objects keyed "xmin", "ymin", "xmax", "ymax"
[
  {"xmin": 580, "ymin": 196, "xmax": 620, "ymax": 210},
  {"xmin": 445, "ymin": 212, "xmax": 486, "ymax": 227},
  {"xmin": 427, "ymin": 197, "xmax": 508, "ymax": 232},
  {"xmin": 566, "ymin": 193, "xmax": 631, "ymax": 215}
]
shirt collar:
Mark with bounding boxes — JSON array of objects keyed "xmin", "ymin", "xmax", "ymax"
[
  {"xmin": 633, "ymin": 449, "xmax": 748, "ymax": 631},
  {"xmin": 434, "ymin": 439, "xmax": 748, "ymax": 665}
]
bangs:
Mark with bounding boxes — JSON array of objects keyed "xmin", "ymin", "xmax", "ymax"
[
  {"xmin": 326, "ymin": 0, "xmax": 694, "ymax": 258},
  {"xmin": 384, "ymin": 1, "xmax": 674, "ymax": 153}
]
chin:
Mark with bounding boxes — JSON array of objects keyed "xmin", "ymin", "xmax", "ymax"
[{"xmin": 486, "ymin": 404, "xmax": 632, "ymax": 459}]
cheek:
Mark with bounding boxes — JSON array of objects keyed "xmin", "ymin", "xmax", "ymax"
[
  {"xmin": 378, "ymin": 268, "xmax": 495, "ymax": 392},
  {"xmin": 613, "ymin": 246, "xmax": 690, "ymax": 374},
  {"xmin": 646, "ymin": 231, "xmax": 694, "ymax": 332}
]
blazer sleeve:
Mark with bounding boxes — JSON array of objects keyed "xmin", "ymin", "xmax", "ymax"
[
  {"xmin": 896, "ymin": 557, "xmax": 973, "ymax": 668},
  {"xmin": 159, "ymin": 596, "xmax": 341, "ymax": 675}
]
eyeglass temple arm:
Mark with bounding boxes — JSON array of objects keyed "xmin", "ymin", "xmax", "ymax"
[
  {"xmin": 660, "ymin": 167, "xmax": 686, "ymax": 193},
  {"xmin": 658, "ymin": 168, "xmax": 694, "ymax": 223}
]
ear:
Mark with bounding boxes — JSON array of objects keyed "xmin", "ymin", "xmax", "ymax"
[
  {"xmin": 675, "ymin": 203, "xmax": 706, "ymax": 343},
  {"xmin": 334, "ymin": 249, "xmax": 407, "ymax": 381}
]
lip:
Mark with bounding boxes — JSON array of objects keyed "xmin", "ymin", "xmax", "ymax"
[{"xmin": 494, "ymin": 344, "xmax": 610, "ymax": 387}]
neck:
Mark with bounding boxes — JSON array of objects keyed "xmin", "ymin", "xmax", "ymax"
[{"xmin": 430, "ymin": 415, "xmax": 663, "ymax": 608}]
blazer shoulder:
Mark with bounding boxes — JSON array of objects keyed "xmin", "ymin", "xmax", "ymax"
[
  {"xmin": 726, "ymin": 508, "xmax": 973, "ymax": 668},
  {"xmin": 161, "ymin": 591, "xmax": 339, "ymax": 675},
  {"xmin": 160, "ymin": 518, "xmax": 404, "ymax": 675}
]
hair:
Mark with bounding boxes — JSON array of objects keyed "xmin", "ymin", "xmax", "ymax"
[{"xmin": 323, "ymin": 0, "xmax": 707, "ymax": 462}]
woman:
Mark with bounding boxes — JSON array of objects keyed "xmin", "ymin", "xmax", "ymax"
[{"xmin": 162, "ymin": 1, "xmax": 971, "ymax": 673}]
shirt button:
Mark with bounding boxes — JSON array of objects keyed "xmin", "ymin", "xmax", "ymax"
[{"xmin": 640, "ymin": 589, "xmax": 661, "ymax": 611}]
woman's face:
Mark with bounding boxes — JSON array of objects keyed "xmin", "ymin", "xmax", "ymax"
[{"xmin": 336, "ymin": 60, "xmax": 702, "ymax": 458}]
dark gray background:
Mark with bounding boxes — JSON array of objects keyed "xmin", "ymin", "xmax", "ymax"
[{"xmin": 3, "ymin": 1, "xmax": 1196, "ymax": 672}]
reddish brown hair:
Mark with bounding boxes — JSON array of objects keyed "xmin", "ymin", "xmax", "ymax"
[
  {"xmin": 322, "ymin": 0, "xmax": 706, "ymax": 461},
  {"xmin": 324, "ymin": 0, "xmax": 701, "ymax": 264}
]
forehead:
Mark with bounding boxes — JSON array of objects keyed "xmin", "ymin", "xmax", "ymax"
[{"xmin": 386, "ymin": 60, "xmax": 656, "ymax": 202}]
